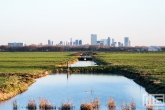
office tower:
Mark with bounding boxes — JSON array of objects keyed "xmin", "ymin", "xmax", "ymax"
[
  {"xmin": 75, "ymin": 39, "xmax": 79, "ymax": 45},
  {"xmin": 101, "ymin": 39, "xmax": 107, "ymax": 45},
  {"xmin": 79, "ymin": 40, "xmax": 82, "ymax": 45},
  {"xmin": 52, "ymin": 41, "xmax": 53, "ymax": 45},
  {"xmin": 8, "ymin": 42, "xmax": 23, "ymax": 47},
  {"xmin": 107, "ymin": 37, "xmax": 111, "ymax": 46},
  {"xmin": 91, "ymin": 34, "xmax": 97, "ymax": 45},
  {"xmin": 73, "ymin": 42, "xmax": 76, "ymax": 45},
  {"xmin": 48, "ymin": 40, "xmax": 51, "ymax": 45},
  {"xmin": 129, "ymin": 40, "xmax": 131, "ymax": 46},
  {"xmin": 60, "ymin": 41, "xmax": 63, "ymax": 45},
  {"xmin": 111, "ymin": 38, "xmax": 114, "ymax": 46},
  {"xmin": 112, "ymin": 38, "xmax": 114, "ymax": 44},
  {"xmin": 70, "ymin": 38, "xmax": 72, "ymax": 45},
  {"xmin": 124, "ymin": 37, "xmax": 129, "ymax": 47}
]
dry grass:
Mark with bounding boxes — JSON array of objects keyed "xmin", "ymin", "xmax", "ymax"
[
  {"xmin": 80, "ymin": 98, "xmax": 100, "ymax": 110},
  {"xmin": 130, "ymin": 99, "xmax": 136, "ymax": 110},
  {"xmin": 27, "ymin": 99, "xmax": 37, "ymax": 110},
  {"xmin": 107, "ymin": 97, "xmax": 116, "ymax": 110},
  {"xmin": 60, "ymin": 100, "xmax": 73, "ymax": 110},
  {"xmin": 146, "ymin": 98, "xmax": 153, "ymax": 110},
  {"xmin": 39, "ymin": 98, "xmax": 55, "ymax": 110},
  {"xmin": 121, "ymin": 99, "xmax": 136, "ymax": 110},
  {"xmin": 13, "ymin": 100, "xmax": 17, "ymax": 110}
]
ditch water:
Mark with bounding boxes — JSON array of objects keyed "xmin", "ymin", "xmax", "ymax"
[{"xmin": 0, "ymin": 61, "xmax": 164, "ymax": 110}]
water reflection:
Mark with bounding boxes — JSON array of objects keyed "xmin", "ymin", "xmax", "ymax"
[
  {"xmin": 70, "ymin": 61, "xmax": 97, "ymax": 67},
  {"xmin": 0, "ymin": 74, "xmax": 162, "ymax": 110}
]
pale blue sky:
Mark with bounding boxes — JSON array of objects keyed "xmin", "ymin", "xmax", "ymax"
[{"xmin": 0, "ymin": 0, "xmax": 165, "ymax": 46}]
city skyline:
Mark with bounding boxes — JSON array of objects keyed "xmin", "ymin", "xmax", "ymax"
[{"xmin": 0, "ymin": 0, "xmax": 165, "ymax": 46}]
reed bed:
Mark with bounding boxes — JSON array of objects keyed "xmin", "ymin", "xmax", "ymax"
[
  {"xmin": 60, "ymin": 100, "xmax": 73, "ymax": 110},
  {"xmin": 39, "ymin": 98, "xmax": 55, "ymax": 110},
  {"xmin": 13, "ymin": 100, "xmax": 17, "ymax": 110},
  {"xmin": 80, "ymin": 98, "xmax": 100, "ymax": 110},
  {"xmin": 27, "ymin": 99, "xmax": 37, "ymax": 110},
  {"xmin": 107, "ymin": 97, "xmax": 116, "ymax": 110}
]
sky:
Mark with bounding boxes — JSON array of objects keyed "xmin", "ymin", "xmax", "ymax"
[{"xmin": 0, "ymin": 0, "xmax": 165, "ymax": 46}]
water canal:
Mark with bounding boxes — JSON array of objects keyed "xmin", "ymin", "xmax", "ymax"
[{"xmin": 0, "ymin": 61, "xmax": 164, "ymax": 109}]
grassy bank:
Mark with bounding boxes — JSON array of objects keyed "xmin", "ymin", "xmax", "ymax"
[
  {"xmin": 93, "ymin": 52, "xmax": 165, "ymax": 94},
  {"xmin": 0, "ymin": 52, "xmax": 78, "ymax": 101}
]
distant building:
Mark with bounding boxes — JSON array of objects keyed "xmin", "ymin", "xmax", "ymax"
[
  {"xmin": 70, "ymin": 38, "xmax": 72, "ymax": 45},
  {"xmin": 8, "ymin": 42, "xmax": 23, "ymax": 47},
  {"xmin": 112, "ymin": 42, "xmax": 116, "ymax": 47},
  {"xmin": 112, "ymin": 38, "xmax": 114, "ymax": 45},
  {"xmin": 91, "ymin": 34, "xmax": 97, "ymax": 45},
  {"xmin": 59, "ymin": 41, "xmax": 63, "ymax": 45},
  {"xmin": 73, "ymin": 42, "xmax": 76, "ymax": 45},
  {"xmin": 48, "ymin": 40, "xmax": 51, "ymax": 45},
  {"xmin": 52, "ymin": 41, "xmax": 53, "ymax": 45},
  {"xmin": 97, "ymin": 41, "xmax": 101, "ymax": 45},
  {"xmin": 101, "ymin": 39, "xmax": 107, "ymax": 46},
  {"xmin": 118, "ymin": 42, "xmax": 122, "ymax": 47},
  {"xmin": 79, "ymin": 40, "xmax": 82, "ymax": 45},
  {"xmin": 124, "ymin": 37, "xmax": 129, "ymax": 47},
  {"xmin": 107, "ymin": 37, "xmax": 111, "ymax": 46},
  {"xmin": 148, "ymin": 46, "xmax": 161, "ymax": 51},
  {"xmin": 75, "ymin": 39, "xmax": 79, "ymax": 45},
  {"xmin": 111, "ymin": 38, "xmax": 116, "ymax": 47}
]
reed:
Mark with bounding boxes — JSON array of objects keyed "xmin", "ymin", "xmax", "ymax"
[
  {"xmin": 107, "ymin": 97, "xmax": 116, "ymax": 110},
  {"xmin": 27, "ymin": 99, "xmax": 37, "ymax": 110},
  {"xmin": 121, "ymin": 101, "xmax": 131, "ymax": 110},
  {"xmin": 130, "ymin": 99, "xmax": 136, "ymax": 110},
  {"xmin": 39, "ymin": 98, "xmax": 55, "ymax": 110},
  {"xmin": 120, "ymin": 99, "xmax": 136, "ymax": 110},
  {"xmin": 13, "ymin": 100, "xmax": 17, "ymax": 110},
  {"xmin": 60, "ymin": 100, "xmax": 73, "ymax": 110},
  {"xmin": 146, "ymin": 98, "xmax": 153, "ymax": 110},
  {"xmin": 80, "ymin": 98, "xmax": 100, "ymax": 110}
]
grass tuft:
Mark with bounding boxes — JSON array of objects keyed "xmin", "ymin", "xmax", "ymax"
[
  {"xmin": 80, "ymin": 98, "xmax": 100, "ymax": 110},
  {"xmin": 107, "ymin": 97, "xmax": 116, "ymax": 110},
  {"xmin": 27, "ymin": 99, "xmax": 37, "ymax": 110}
]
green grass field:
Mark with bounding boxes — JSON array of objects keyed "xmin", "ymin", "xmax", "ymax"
[
  {"xmin": 0, "ymin": 52, "xmax": 77, "ymax": 88},
  {"xmin": 0, "ymin": 52, "xmax": 77, "ymax": 74},
  {"xmin": 94, "ymin": 52, "xmax": 165, "ymax": 85}
]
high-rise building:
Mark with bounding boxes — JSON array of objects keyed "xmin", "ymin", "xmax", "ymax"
[
  {"xmin": 70, "ymin": 38, "xmax": 72, "ymax": 45},
  {"xmin": 129, "ymin": 40, "xmax": 131, "ymax": 46},
  {"xmin": 91, "ymin": 34, "xmax": 97, "ymax": 45},
  {"xmin": 79, "ymin": 40, "xmax": 82, "ymax": 45},
  {"xmin": 48, "ymin": 40, "xmax": 51, "ymax": 45},
  {"xmin": 60, "ymin": 41, "xmax": 63, "ymax": 45},
  {"xmin": 52, "ymin": 41, "xmax": 53, "ymax": 45},
  {"xmin": 101, "ymin": 39, "xmax": 107, "ymax": 45},
  {"xmin": 111, "ymin": 38, "xmax": 115, "ymax": 46},
  {"xmin": 107, "ymin": 37, "xmax": 111, "ymax": 46},
  {"xmin": 124, "ymin": 37, "xmax": 129, "ymax": 47},
  {"xmin": 75, "ymin": 40, "xmax": 79, "ymax": 45}
]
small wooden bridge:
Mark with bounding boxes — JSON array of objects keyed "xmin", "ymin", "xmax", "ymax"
[{"xmin": 78, "ymin": 56, "xmax": 93, "ymax": 61}]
